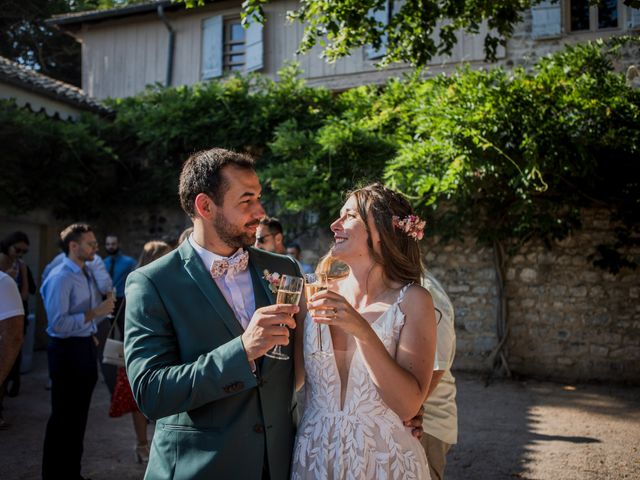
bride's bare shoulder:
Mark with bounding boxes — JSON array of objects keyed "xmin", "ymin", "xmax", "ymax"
[{"xmin": 400, "ymin": 284, "xmax": 435, "ymax": 316}]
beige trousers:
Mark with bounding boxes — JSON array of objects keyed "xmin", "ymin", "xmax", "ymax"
[{"xmin": 421, "ymin": 432, "xmax": 452, "ymax": 480}]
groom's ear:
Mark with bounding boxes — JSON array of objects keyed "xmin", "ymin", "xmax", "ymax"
[{"xmin": 194, "ymin": 193, "xmax": 215, "ymax": 220}]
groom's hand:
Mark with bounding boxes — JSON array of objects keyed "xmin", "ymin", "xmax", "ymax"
[
  {"xmin": 404, "ymin": 406, "xmax": 425, "ymax": 440},
  {"xmin": 242, "ymin": 304, "xmax": 299, "ymax": 362}
]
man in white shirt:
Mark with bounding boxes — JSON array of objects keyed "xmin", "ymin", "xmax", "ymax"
[
  {"xmin": 422, "ymin": 272, "xmax": 458, "ymax": 480},
  {"xmin": 0, "ymin": 270, "xmax": 25, "ymax": 429}
]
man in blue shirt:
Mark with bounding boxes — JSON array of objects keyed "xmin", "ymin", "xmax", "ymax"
[
  {"xmin": 40, "ymin": 223, "xmax": 115, "ymax": 480},
  {"xmin": 101, "ymin": 234, "xmax": 136, "ymax": 393},
  {"xmin": 103, "ymin": 234, "xmax": 136, "ymax": 300}
]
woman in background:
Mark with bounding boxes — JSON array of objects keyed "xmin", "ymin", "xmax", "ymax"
[
  {"xmin": 0, "ymin": 231, "xmax": 35, "ymax": 409},
  {"xmin": 108, "ymin": 240, "xmax": 173, "ymax": 463}
]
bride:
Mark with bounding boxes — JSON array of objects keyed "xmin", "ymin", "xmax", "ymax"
[{"xmin": 292, "ymin": 183, "xmax": 436, "ymax": 479}]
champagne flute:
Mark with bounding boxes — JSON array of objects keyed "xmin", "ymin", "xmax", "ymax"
[
  {"xmin": 304, "ymin": 272, "xmax": 332, "ymax": 358},
  {"xmin": 265, "ymin": 275, "xmax": 304, "ymax": 360}
]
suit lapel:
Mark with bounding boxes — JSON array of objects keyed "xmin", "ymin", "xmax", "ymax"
[
  {"xmin": 248, "ymin": 250, "xmax": 276, "ymax": 308},
  {"xmin": 247, "ymin": 248, "xmax": 281, "ymax": 375},
  {"xmin": 179, "ymin": 240, "xmax": 244, "ymax": 339}
]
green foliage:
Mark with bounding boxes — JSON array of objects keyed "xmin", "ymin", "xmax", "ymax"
[
  {"xmin": 382, "ymin": 37, "xmax": 640, "ymax": 271},
  {"xmin": 2, "ymin": 39, "xmax": 638, "ymax": 271},
  {"xmin": 0, "ymin": 101, "xmax": 117, "ymax": 218},
  {"xmin": 182, "ymin": 0, "xmax": 542, "ymax": 66},
  {"xmin": 0, "ymin": 1, "xmax": 140, "ymax": 86},
  {"xmin": 104, "ymin": 63, "xmax": 340, "ymax": 216}
]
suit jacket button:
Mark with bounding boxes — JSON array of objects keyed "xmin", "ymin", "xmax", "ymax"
[
  {"xmin": 235, "ymin": 382, "xmax": 244, "ymax": 391},
  {"xmin": 253, "ymin": 424, "xmax": 264, "ymax": 434}
]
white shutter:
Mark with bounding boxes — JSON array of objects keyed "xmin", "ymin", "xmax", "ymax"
[
  {"xmin": 630, "ymin": 7, "xmax": 640, "ymax": 29},
  {"xmin": 531, "ymin": 0, "xmax": 562, "ymax": 39},
  {"xmin": 366, "ymin": 0, "xmax": 390, "ymax": 60},
  {"xmin": 202, "ymin": 16, "xmax": 223, "ymax": 79},
  {"xmin": 245, "ymin": 19, "xmax": 264, "ymax": 73}
]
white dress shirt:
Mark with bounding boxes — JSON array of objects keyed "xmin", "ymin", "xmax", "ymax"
[
  {"xmin": 40, "ymin": 257, "xmax": 104, "ymax": 338},
  {"xmin": 42, "ymin": 252, "xmax": 113, "ymax": 295},
  {"xmin": 189, "ymin": 235, "xmax": 256, "ymax": 330}
]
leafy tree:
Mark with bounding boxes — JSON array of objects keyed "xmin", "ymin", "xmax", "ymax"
[
  {"xmin": 0, "ymin": 1, "xmax": 134, "ymax": 85},
  {"xmin": 182, "ymin": 0, "xmax": 640, "ymax": 67},
  {"xmin": 103, "ymin": 63, "xmax": 341, "ymax": 219},
  {"xmin": 2, "ymin": 39, "xmax": 637, "ymax": 271},
  {"xmin": 0, "ymin": 100, "xmax": 118, "ymax": 218}
]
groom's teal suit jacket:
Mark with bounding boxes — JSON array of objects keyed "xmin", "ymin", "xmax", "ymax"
[{"xmin": 124, "ymin": 241, "xmax": 301, "ymax": 480}]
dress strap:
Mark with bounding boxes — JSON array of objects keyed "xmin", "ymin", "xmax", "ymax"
[{"xmin": 395, "ymin": 283, "xmax": 413, "ymax": 306}]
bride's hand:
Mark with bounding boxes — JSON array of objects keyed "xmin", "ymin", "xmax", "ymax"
[{"xmin": 306, "ymin": 290, "xmax": 371, "ymax": 340}]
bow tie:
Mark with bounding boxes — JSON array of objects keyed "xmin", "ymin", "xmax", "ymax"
[{"xmin": 210, "ymin": 250, "xmax": 249, "ymax": 279}]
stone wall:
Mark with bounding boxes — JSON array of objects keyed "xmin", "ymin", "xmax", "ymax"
[
  {"xmin": 504, "ymin": 209, "xmax": 639, "ymax": 383},
  {"xmin": 12, "ymin": 204, "xmax": 635, "ymax": 383},
  {"xmin": 295, "ymin": 208, "xmax": 639, "ymax": 384}
]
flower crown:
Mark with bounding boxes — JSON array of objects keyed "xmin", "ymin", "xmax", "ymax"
[{"xmin": 392, "ymin": 214, "xmax": 426, "ymax": 241}]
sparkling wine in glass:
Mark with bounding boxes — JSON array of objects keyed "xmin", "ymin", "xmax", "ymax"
[
  {"xmin": 266, "ymin": 275, "xmax": 303, "ymax": 360},
  {"xmin": 304, "ymin": 272, "xmax": 332, "ymax": 358}
]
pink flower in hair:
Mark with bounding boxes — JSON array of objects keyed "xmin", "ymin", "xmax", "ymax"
[{"xmin": 392, "ymin": 214, "xmax": 426, "ymax": 241}]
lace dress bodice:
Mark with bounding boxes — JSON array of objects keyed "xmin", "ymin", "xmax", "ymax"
[{"xmin": 291, "ymin": 284, "xmax": 430, "ymax": 480}]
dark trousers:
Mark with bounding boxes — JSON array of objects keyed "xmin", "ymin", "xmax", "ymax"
[{"xmin": 42, "ymin": 336, "xmax": 98, "ymax": 480}]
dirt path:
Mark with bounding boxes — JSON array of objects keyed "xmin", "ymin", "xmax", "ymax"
[{"xmin": 1, "ymin": 351, "xmax": 638, "ymax": 479}]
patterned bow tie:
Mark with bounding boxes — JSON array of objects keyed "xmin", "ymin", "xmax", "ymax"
[{"xmin": 210, "ymin": 250, "xmax": 249, "ymax": 279}]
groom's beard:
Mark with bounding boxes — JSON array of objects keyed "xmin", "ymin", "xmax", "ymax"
[{"xmin": 214, "ymin": 211, "xmax": 259, "ymax": 249}]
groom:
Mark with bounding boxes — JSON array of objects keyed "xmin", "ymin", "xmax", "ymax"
[{"xmin": 124, "ymin": 148, "xmax": 304, "ymax": 479}]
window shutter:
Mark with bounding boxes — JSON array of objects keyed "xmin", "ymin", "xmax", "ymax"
[
  {"xmin": 630, "ymin": 7, "xmax": 640, "ymax": 29},
  {"xmin": 245, "ymin": 19, "xmax": 264, "ymax": 73},
  {"xmin": 202, "ymin": 15, "xmax": 223, "ymax": 79},
  {"xmin": 531, "ymin": 1, "xmax": 562, "ymax": 39},
  {"xmin": 366, "ymin": 0, "xmax": 390, "ymax": 60}
]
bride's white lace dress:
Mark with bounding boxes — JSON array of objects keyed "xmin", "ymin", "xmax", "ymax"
[{"xmin": 291, "ymin": 285, "xmax": 430, "ymax": 480}]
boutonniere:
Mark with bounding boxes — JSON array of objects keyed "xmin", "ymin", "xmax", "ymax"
[{"xmin": 262, "ymin": 270, "xmax": 281, "ymax": 294}]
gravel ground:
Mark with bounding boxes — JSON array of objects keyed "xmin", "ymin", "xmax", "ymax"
[{"xmin": 1, "ymin": 350, "xmax": 638, "ymax": 479}]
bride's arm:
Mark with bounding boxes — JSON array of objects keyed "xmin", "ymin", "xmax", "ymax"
[
  {"xmin": 311, "ymin": 285, "xmax": 436, "ymax": 420},
  {"xmin": 357, "ymin": 286, "xmax": 436, "ymax": 421}
]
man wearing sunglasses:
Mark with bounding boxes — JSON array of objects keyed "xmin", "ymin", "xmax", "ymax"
[
  {"xmin": 255, "ymin": 218, "xmax": 309, "ymax": 277},
  {"xmin": 255, "ymin": 217, "xmax": 287, "ymax": 255}
]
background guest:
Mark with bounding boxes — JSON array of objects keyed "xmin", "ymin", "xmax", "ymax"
[
  {"xmin": 286, "ymin": 242, "xmax": 314, "ymax": 274},
  {"xmin": 421, "ymin": 272, "xmax": 458, "ymax": 480},
  {"xmin": 40, "ymin": 223, "xmax": 115, "ymax": 479},
  {"xmin": 0, "ymin": 231, "xmax": 35, "ymax": 399},
  {"xmin": 108, "ymin": 240, "xmax": 173, "ymax": 464},
  {"xmin": 0, "ymin": 270, "xmax": 24, "ymax": 428},
  {"xmin": 100, "ymin": 234, "xmax": 136, "ymax": 395}
]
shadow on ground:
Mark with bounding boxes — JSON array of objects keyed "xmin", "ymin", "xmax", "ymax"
[{"xmin": 1, "ymin": 353, "xmax": 639, "ymax": 479}]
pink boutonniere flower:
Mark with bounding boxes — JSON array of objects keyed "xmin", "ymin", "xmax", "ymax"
[{"xmin": 262, "ymin": 270, "xmax": 281, "ymax": 294}]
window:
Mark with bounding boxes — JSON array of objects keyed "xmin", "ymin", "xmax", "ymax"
[
  {"xmin": 568, "ymin": 0, "xmax": 619, "ymax": 32},
  {"xmin": 224, "ymin": 18, "xmax": 245, "ymax": 72},
  {"xmin": 201, "ymin": 15, "xmax": 263, "ymax": 80},
  {"xmin": 365, "ymin": 0, "xmax": 391, "ymax": 60}
]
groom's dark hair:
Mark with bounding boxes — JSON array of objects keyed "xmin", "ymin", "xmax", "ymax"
[{"xmin": 179, "ymin": 148, "xmax": 255, "ymax": 217}]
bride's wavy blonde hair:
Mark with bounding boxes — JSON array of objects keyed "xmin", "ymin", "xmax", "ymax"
[{"xmin": 318, "ymin": 183, "xmax": 424, "ymax": 285}]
